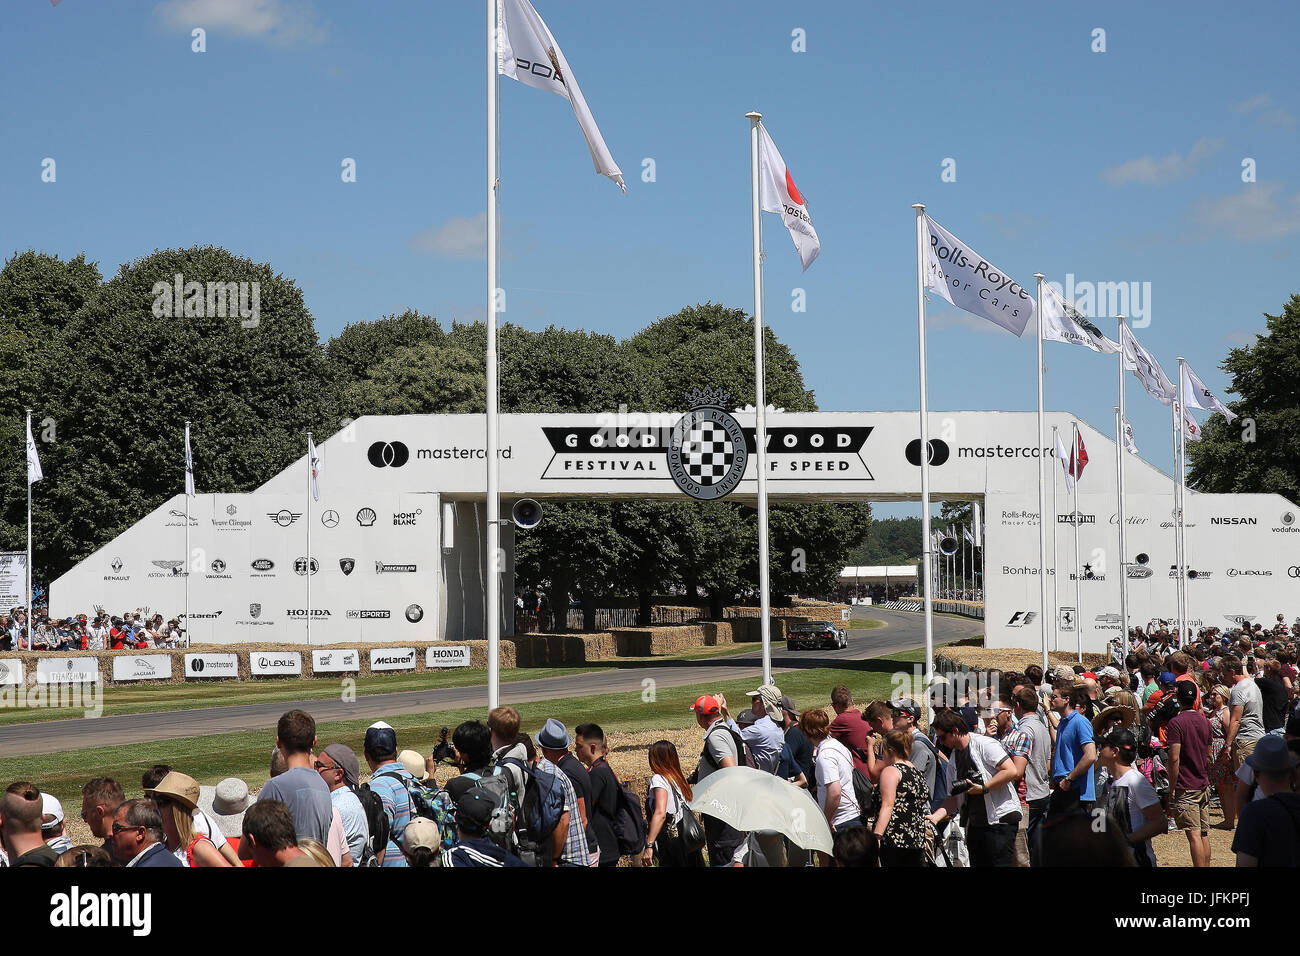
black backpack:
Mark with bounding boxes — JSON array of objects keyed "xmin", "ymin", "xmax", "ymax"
[
  {"xmin": 604, "ymin": 762, "xmax": 647, "ymax": 856},
  {"xmin": 700, "ymin": 723, "xmax": 754, "ymax": 772},
  {"xmin": 353, "ymin": 783, "xmax": 389, "ymax": 867}
]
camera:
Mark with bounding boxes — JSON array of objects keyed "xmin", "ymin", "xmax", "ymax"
[
  {"xmin": 950, "ymin": 777, "xmax": 978, "ymax": 796},
  {"xmin": 429, "ymin": 726, "xmax": 455, "ymax": 765}
]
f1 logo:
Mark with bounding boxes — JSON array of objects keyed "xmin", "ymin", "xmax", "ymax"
[{"xmin": 1007, "ymin": 611, "xmax": 1038, "ymax": 627}]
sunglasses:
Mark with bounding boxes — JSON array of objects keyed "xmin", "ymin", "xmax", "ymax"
[{"xmin": 111, "ymin": 823, "xmax": 144, "ymax": 834}]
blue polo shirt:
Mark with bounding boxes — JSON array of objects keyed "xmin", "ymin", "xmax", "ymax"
[
  {"xmin": 367, "ymin": 761, "xmax": 414, "ymax": 867},
  {"xmin": 1052, "ymin": 710, "xmax": 1096, "ymax": 801}
]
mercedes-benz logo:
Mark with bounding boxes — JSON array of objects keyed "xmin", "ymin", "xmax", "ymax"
[{"xmin": 321, "ymin": 510, "xmax": 339, "ymax": 528}]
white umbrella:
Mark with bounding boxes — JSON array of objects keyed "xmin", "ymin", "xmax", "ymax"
[{"xmin": 689, "ymin": 766, "xmax": 834, "ymax": 853}]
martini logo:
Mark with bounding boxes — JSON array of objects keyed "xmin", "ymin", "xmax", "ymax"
[
  {"xmin": 340, "ymin": 558, "xmax": 356, "ymax": 576},
  {"xmin": 294, "ymin": 557, "xmax": 319, "ymax": 576},
  {"xmin": 1057, "ymin": 514, "xmax": 1096, "ymax": 524},
  {"xmin": 321, "ymin": 510, "xmax": 340, "ymax": 528},
  {"xmin": 368, "ymin": 441, "xmax": 410, "ymax": 468},
  {"xmin": 268, "ymin": 510, "xmax": 302, "ymax": 527},
  {"xmin": 405, "ymin": 604, "xmax": 424, "ymax": 623},
  {"xmin": 357, "ymin": 508, "xmax": 377, "ymax": 527}
]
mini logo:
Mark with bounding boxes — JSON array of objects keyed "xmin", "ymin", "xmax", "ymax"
[
  {"xmin": 666, "ymin": 390, "xmax": 748, "ymax": 501},
  {"xmin": 294, "ymin": 557, "xmax": 319, "ymax": 575},
  {"xmin": 111, "ymin": 558, "xmax": 123, "ymax": 573},
  {"xmin": 905, "ymin": 438, "xmax": 950, "ymax": 467},
  {"xmin": 321, "ymin": 510, "xmax": 339, "ymax": 528},
  {"xmin": 1006, "ymin": 611, "xmax": 1038, "ymax": 627},
  {"xmin": 250, "ymin": 603, "xmax": 262, "ymax": 619},
  {"xmin": 226, "ymin": 504, "xmax": 237, "ymax": 516},
  {"xmin": 393, "ymin": 509, "xmax": 423, "ymax": 526},
  {"xmin": 357, "ymin": 508, "xmax": 377, "ymax": 527},
  {"xmin": 251, "ymin": 559, "xmax": 274, "ymax": 572},
  {"xmin": 210, "ymin": 559, "xmax": 226, "ymax": 573},
  {"xmin": 368, "ymin": 441, "xmax": 410, "ymax": 468},
  {"xmin": 269, "ymin": 510, "xmax": 302, "ymax": 527},
  {"xmin": 405, "ymin": 604, "xmax": 424, "ymax": 623},
  {"xmin": 340, "ymin": 558, "xmax": 355, "ymax": 576}
]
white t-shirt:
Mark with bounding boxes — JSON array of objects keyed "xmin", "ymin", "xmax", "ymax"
[
  {"xmin": 1112, "ymin": 767, "xmax": 1160, "ymax": 865},
  {"xmin": 960, "ymin": 733, "xmax": 1019, "ymax": 826},
  {"xmin": 814, "ymin": 737, "xmax": 860, "ymax": 827},
  {"xmin": 190, "ymin": 808, "xmax": 229, "ymax": 850},
  {"xmin": 648, "ymin": 773, "xmax": 685, "ymax": 819}
]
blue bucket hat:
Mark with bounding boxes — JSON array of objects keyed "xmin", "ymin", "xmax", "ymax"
[{"xmin": 536, "ymin": 717, "xmax": 571, "ymax": 751}]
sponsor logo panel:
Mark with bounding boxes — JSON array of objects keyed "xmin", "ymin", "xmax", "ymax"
[
  {"xmin": 312, "ymin": 649, "xmax": 360, "ymax": 673},
  {"xmin": 250, "ymin": 653, "xmax": 302, "ymax": 676},
  {"xmin": 370, "ymin": 647, "xmax": 417, "ymax": 672},
  {"xmin": 112, "ymin": 656, "xmax": 172, "ymax": 681},
  {"xmin": 425, "ymin": 646, "xmax": 470, "ymax": 668},
  {"xmin": 185, "ymin": 653, "xmax": 239, "ymax": 677},
  {"xmin": 35, "ymin": 658, "xmax": 101, "ymax": 684}
]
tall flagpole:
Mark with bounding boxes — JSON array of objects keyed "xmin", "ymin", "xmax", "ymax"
[
  {"xmin": 747, "ymin": 111, "xmax": 774, "ymax": 686},
  {"xmin": 306, "ymin": 431, "xmax": 312, "ymax": 647},
  {"xmin": 26, "ymin": 409, "xmax": 33, "ymax": 634},
  {"xmin": 184, "ymin": 420, "xmax": 191, "ymax": 650},
  {"xmin": 1116, "ymin": 316, "xmax": 1131, "ymax": 661},
  {"xmin": 1033, "ymin": 276, "xmax": 1049, "ymax": 675},
  {"xmin": 1175, "ymin": 357, "xmax": 1189, "ymax": 646},
  {"xmin": 912, "ymin": 204, "xmax": 935, "ymax": 686},
  {"xmin": 1072, "ymin": 420, "xmax": 1082, "ymax": 663},
  {"xmin": 485, "ymin": 0, "xmax": 501, "ymax": 709}
]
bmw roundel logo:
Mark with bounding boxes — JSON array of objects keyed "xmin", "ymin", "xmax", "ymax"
[
  {"xmin": 405, "ymin": 604, "xmax": 424, "ymax": 623},
  {"xmin": 906, "ymin": 438, "xmax": 950, "ymax": 467},
  {"xmin": 368, "ymin": 441, "xmax": 410, "ymax": 468}
]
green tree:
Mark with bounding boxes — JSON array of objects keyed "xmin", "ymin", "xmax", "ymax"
[
  {"xmin": 1186, "ymin": 294, "xmax": 1300, "ymax": 500},
  {"xmin": 323, "ymin": 309, "xmax": 446, "ymax": 389},
  {"xmin": 340, "ymin": 342, "xmax": 484, "ymax": 417},
  {"xmin": 764, "ymin": 501, "xmax": 872, "ymax": 604}
]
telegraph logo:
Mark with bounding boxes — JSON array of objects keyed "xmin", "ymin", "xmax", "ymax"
[
  {"xmin": 905, "ymin": 438, "xmax": 950, "ymax": 467},
  {"xmin": 368, "ymin": 441, "xmax": 410, "ymax": 468}
]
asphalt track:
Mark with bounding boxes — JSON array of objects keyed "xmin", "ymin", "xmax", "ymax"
[{"xmin": 0, "ymin": 607, "xmax": 983, "ymax": 756}]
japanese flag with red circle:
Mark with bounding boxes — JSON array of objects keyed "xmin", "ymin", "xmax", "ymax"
[{"xmin": 758, "ymin": 123, "xmax": 820, "ymax": 271}]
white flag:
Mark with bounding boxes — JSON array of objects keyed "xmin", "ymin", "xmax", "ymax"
[
  {"xmin": 1181, "ymin": 362, "xmax": 1236, "ymax": 422},
  {"xmin": 26, "ymin": 416, "xmax": 42, "ymax": 485},
  {"xmin": 963, "ymin": 526, "xmax": 975, "ymax": 545},
  {"xmin": 1041, "ymin": 284, "xmax": 1119, "ymax": 353},
  {"xmin": 497, "ymin": 0, "xmax": 625, "ymax": 192},
  {"xmin": 1121, "ymin": 325, "xmax": 1176, "ymax": 405},
  {"xmin": 1121, "ymin": 417, "xmax": 1139, "ymax": 455},
  {"xmin": 184, "ymin": 427, "xmax": 195, "ymax": 497},
  {"xmin": 1175, "ymin": 403, "xmax": 1203, "ymax": 442},
  {"xmin": 1054, "ymin": 428, "xmax": 1075, "ymax": 493},
  {"xmin": 972, "ymin": 502, "xmax": 982, "ymax": 543},
  {"xmin": 922, "ymin": 216, "xmax": 1032, "ymax": 336},
  {"xmin": 308, "ymin": 436, "xmax": 322, "ymax": 503},
  {"xmin": 758, "ymin": 123, "xmax": 820, "ymax": 271}
]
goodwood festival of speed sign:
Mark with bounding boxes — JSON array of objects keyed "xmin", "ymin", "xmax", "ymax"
[{"xmin": 667, "ymin": 389, "xmax": 748, "ymax": 501}]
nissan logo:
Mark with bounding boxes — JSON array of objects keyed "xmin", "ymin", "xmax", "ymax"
[
  {"xmin": 368, "ymin": 441, "xmax": 410, "ymax": 468},
  {"xmin": 1289, "ymin": 567, "xmax": 1300, "ymax": 578},
  {"xmin": 905, "ymin": 438, "xmax": 950, "ymax": 467}
]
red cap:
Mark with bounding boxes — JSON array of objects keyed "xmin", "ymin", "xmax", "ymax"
[
  {"xmin": 690, "ymin": 695, "xmax": 721, "ymax": 715},
  {"xmin": 1082, "ymin": 672, "xmax": 1098, "ymax": 681}
]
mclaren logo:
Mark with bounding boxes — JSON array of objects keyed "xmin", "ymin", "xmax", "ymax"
[{"xmin": 368, "ymin": 441, "xmax": 410, "ymax": 468}]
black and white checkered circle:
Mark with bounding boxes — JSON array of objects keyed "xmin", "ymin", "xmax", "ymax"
[{"xmin": 683, "ymin": 421, "xmax": 734, "ymax": 485}]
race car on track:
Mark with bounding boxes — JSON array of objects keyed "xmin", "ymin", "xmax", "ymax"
[{"xmin": 786, "ymin": 620, "xmax": 848, "ymax": 651}]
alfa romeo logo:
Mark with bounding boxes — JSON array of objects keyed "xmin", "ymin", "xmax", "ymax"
[{"xmin": 667, "ymin": 405, "xmax": 747, "ymax": 501}]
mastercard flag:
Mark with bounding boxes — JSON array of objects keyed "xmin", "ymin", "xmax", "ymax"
[{"xmin": 757, "ymin": 123, "xmax": 821, "ymax": 271}]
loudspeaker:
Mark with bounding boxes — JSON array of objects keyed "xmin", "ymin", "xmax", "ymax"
[
  {"xmin": 511, "ymin": 498, "xmax": 543, "ymax": 530},
  {"xmin": 938, "ymin": 536, "xmax": 959, "ymax": 556},
  {"xmin": 1135, "ymin": 553, "xmax": 1149, "ymax": 565}
]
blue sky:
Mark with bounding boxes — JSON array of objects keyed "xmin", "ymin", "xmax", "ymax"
[{"xmin": 4, "ymin": 0, "xmax": 1298, "ymax": 518}]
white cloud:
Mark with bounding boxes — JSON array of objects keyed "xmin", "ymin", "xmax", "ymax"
[
  {"xmin": 1192, "ymin": 182, "xmax": 1300, "ymax": 241},
  {"xmin": 1102, "ymin": 137, "xmax": 1223, "ymax": 186},
  {"xmin": 153, "ymin": 0, "xmax": 327, "ymax": 45},
  {"xmin": 410, "ymin": 213, "xmax": 487, "ymax": 260},
  {"xmin": 1232, "ymin": 93, "xmax": 1297, "ymax": 128}
]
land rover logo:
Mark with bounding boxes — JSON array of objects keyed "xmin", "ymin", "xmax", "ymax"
[
  {"xmin": 251, "ymin": 559, "xmax": 274, "ymax": 571},
  {"xmin": 667, "ymin": 406, "xmax": 747, "ymax": 501},
  {"xmin": 321, "ymin": 510, "xmax": 339, "ymax": 528},
  {"xmin": 406, "ymin": 604, "xmax": 424, "ymax": 623},
  {"xmin": 340, "ymin": 558, "xmax": 355, "ymax": 576},
  {"xmin": 250, "ymin": 604, "xmax": 262, "ymax": 619}
]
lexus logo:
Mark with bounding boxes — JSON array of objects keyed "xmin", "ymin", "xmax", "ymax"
[
  {"xmin": 905, "ymin": 438, "xmax": 950, "ymax": 467},
  {"xmin": 368, "ymin": 441, "xmax": 410, "ymax": 468},
  {"xmin": 1289, "ymin": 567, "xmax": 1300, "ymax": 578},
  {"xmin": 321, "ymin": 510, "xmax": 340, "ymax": 528}
]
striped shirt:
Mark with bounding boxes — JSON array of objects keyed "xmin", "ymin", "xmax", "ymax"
[{"xmin": 540, "ymin": 756, "xmax": 590, "ymax": 866}]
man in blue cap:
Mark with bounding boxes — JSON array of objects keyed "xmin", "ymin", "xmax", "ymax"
[{"xmin": 362, "ymin": 721, "xmax": 414, "ymax": 867}]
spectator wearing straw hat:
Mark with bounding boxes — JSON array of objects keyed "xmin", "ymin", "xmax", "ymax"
[{"xmin": 146, "ymin": 771, "xmax": 231, "ymax": 868}]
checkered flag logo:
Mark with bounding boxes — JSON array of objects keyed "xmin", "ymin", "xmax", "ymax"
[
  {"xmin": 667, "ymin": 395, "xmax": 748, "ymax": 501},
  {"xmin": 683, "ymin": 419, "xmax": 735, "ymax": 486}
]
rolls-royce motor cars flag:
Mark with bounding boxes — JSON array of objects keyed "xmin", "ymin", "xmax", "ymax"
[
  {"xmin": 1041, "ymin": 284, "xmax": 1119, "ymax": 353},
  {"xmin": 497, "ymin": 0, "xmax": 625, "ymax": 192},
  {"xmin": 1181, "ymin": 361, "xmax": 1237, "ymax": 422},
  {"xmin": 757, "ymin": 123, "xmax": 820, "ymax": 270},
  {"xmin": 923, "ymin": 217, "xmax": 1033, "ymax": 336}
]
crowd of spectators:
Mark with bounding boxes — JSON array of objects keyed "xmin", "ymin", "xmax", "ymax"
[{"xmin": 0, "ymin": 605, "xmax": 184, "ymax": 651}]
